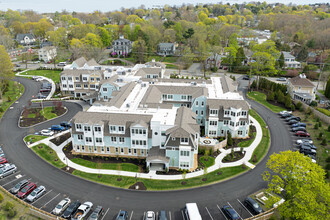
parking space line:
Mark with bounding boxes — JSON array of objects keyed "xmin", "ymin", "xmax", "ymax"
[
  {"xmin": 40, "ymin": 193, "xmax": 60, "ymax": 209},
  {"xmin": 227, "ymin": 202, "xmax": 243, "ymax": 220},
  {"xmin": 143, "ymin": 211, "xmax": 146, "ymax": 220},
  {"xmin": 2, "ymin": 175, "xmax": 25, "ymax": 186},
  {"xmin": 237, "ymin": 199, "xmax": 253, "ymax": 217},
  {"xmin": 0, "ymin": 171, "xmax": 21, "ymax": 180},
  {"xmin": 129, "ymin": 211, "xmax": 134, "ymax": 220},
  {"xmin": 100, "ymin": 208, "xmax": 109, "ymax": 220},
  {"xmin": 205, "ymin": 207, "xmax": 214, "ymax": 220},
  {"xmin": 169, "ymin": 211, "xmax": 171, "ymax": 220},
  {"xmin": 217, "ymin": 205, "xmax": 228, "ymax": 220},
  {"xmin": 31, "ymin": 189, "xmax": 53, "ymax": 205},
  {"xmin": 181, "ymin": 210, "xmax": 185, "ymax": 220}
]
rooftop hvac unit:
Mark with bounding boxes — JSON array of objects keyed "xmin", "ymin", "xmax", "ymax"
[
  {"xmin": 126, "ymin": 103, "xmax": 130, "ymax": 108},
  {"xmin": 191, "ymin": 81, "xmax": 197, "ymax": 86},
  {"xmin": 117, "ymin": 78, "xmax": 123, "ymax": 82},
  {"xmin": 137, "ymin": 80, "xmax": 142, "ymax": 84},
  {"xmin": 141, "ymin": 83, "xmax": 146, "ymax": 87}
]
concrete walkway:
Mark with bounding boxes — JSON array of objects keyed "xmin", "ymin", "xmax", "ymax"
[
  {"xmin": 27, "ymin": 116, "xmax": 262, "ymax": 180},
  {"xmin": 16, "ymin": 70, "xmax": 56, "ymax": 100}
]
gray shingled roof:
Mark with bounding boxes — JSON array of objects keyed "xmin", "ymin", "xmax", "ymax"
[
  {"xmin": 135, "ymin": 68, "xmax": 162, "ymax": 77},
  {"xmin": 73, "ymin": 57, "xmax": 87, "ymax": 67},
  {"xmin": 166, "ymin": 107, "xmax": 199, "ymax": 137},
  {"xmin": 207, "ymin": 99, "xmax": 250, "ymax": 110},
  {"xmin": 282, "ymin": 51, "xmax": 295, "ymax": 59},
  {"xmin": 16, "ymin": 33, "xmax": 35, "ymax": 41},
  {"xmin": 107, "ymin": 82, "xmax": 136, "ymax": 108},
  {"xmin": 86, "ymin": 59, "xmax": 99, "ymax": 67},
  {"xmin": 221, "ymin": 76, "xmax": 238, "ymax": 93},
  {"xmin": 146, "ymin": 146, "xmax": 170, "ymax": 163},
  {"xmin": 145, "ymin": 61, "xmax": 166, "ymax": 69},
  {"xmin": 289, "ymin": 76, "xmax": 315, "ymax": 87},
  {"xmin": 60, "ymin": 69, "xmax": 104, "ymax": 77}
]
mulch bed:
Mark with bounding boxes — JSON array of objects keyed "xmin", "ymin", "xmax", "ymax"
[
  {"xmin": 50, "ymin": 132, "xmax": 71, "ymax": 146},
  {"xmin": 222, "ymin": 151, "xmax": 246, "ymax": 163},
  {"xmin": 19, "ymin": 106, "xmax": 66, "ymax": 127},
  {"xmin": 61, "ymin": 166, "xmax": 75, "ymax": 174},
  {"xmin": 226, "ymin": 125, "xmax": 256, "ymax": 149},
  {"xmin": 63, "ymin": 142, "xmax": 146, "ymax": 172},
  {"xmin": 156, "ymin": 169, "xmax": 183, "ymax": 175},
  {"xmin": 129, "ymin": 182, "xmax": 147, "ymax": 190}
]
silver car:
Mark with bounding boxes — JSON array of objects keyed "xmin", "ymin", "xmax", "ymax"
[
  {"xmin": 52, "ymin": 198, "xmax": 71, "ymax": 215},
  {"xmin": 0, "ymin": 163, "xmax": 17, "ymax": 178},
  {"xmin": 26, "ymin": 185, "xmax": 46, "ymax": 202},
  {"xmin": 10, "ymin": 179, "xmax": 29, "ymax": 194}
]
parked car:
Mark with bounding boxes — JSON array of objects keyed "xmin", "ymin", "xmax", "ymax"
[
  {"xmin": 40, "ymin": 129, "xmax": 54, "ymax": 136},
  {"xmin": 60, "ymin": 121, "xmax": 71, "ymax": 128},
  {"xmin": 292, "ymin": 127, "xmax": 307, "ymax": 132},
  {"xmin": 61, "ymin": 200, "xmax": 81, "ymax": 219},
  {"xmin": 17, "ymin": 182, "xmax": 37, "ymax": 199},
  {"xmin": 87, "ymin": 205, "xmax": 104, "ymax": 220},
  {"xmin": 296, "ymin": 139, "xmax": 313, "ymax": 145},
  {"xmin": 116, "ymin": 210, "xmax": 128, "ymax": 220},
  {"xmin": 296, "ymin": 131, "xmax": 310, "ymax": 137},
  {"xmin": 145, "ymin": 211, "xmax": 155, "ymax": 220},
  {"xmin": 307, "ymin": 154, "xmax": 317, "ymax": 163},
  {"xmin": 279, "ymin": 110, "xmax": 292, "ymax": 116},
  {"xmin": 41, "ymin": 82, "xmax": 51, "ymax": 89},
  {"xmin": 242, "ymin": 75, "xmax": 250, "ymax": 80},
  {"xmin": 288, "ymin": 120, "xmax": 299, "ymax": 125},
  {"xmin": 222, "ymin": 205, "xmax": 239, "ymax": 220},
  {"xmin": 51, "ymin": 125, "xmax": 65, "ymax": 131},
  {"xmin": 26, "ymin": 185, "xmax": 46, "ymax": 202},
  {"xmin": 35, "ymin": 77, "xmax": 43, "ymax": 82},
  {"xmin": 36, "ymin": 93, "xmax": 47, "ymax": 99},
  {"xmin": 0, "ymin": 163, "xmax": 17, "ymax": 178},
  {"xmin": 158, "ymin": 211, "xmax": 168, "ymax": 220},
  {"xmin": 57, "ymin": 62, "xmax": 67, "ymax": 66},
  {"xmin": 244, "ymin": 197, "xmax": 263, "ymax": 215},
  {"xmin": 10, "ymin": 179, "xmax": 29, "ymax": 194},
  {"xmin": 281, "ymin": 113, "xmax": 292, "ymax": 118},
  {"xmin": 15, "ymin": 64, "xmax": 21, "ymax": 67},
  {"xmin": 39, "ymin": 88, "xmax": 51, "ymax": 93},
  {"xmin": 291, "ymin": 123, "xmax": 306, "ymax": 128},
  {"xmin": 277, "ymin": 77, "xmax": 286, "ymax": 81},
  {"xmin": 52, "ymin": 198, "xmax": 71, "ymax": 216},
  {"xmin": 0, "ymin": 157, "xmax": 7, "ymax": 164},
  {"xmin": 300, "ymin": 143, "xmax": 317, "ymax": 150},
  {"xmin": 300, "ymin": 145, "xmax": 316, "ymax": 156},
  {"xmin": 72, "ymin": 201, "xmax": 93, "ymax": 220},
  {"xmin": 285, "ymin": 116, "xmax": 300, "ymax": 122}
]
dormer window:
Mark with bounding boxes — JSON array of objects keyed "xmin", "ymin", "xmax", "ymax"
[
  {"xmin": 180, "ymin": 138, "xmax": 188, "ymax": 144},
  {"xmin": 210, "ymin": 109, "xmax": 218, "ymax": 115}
]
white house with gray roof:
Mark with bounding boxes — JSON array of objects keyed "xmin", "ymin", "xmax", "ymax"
[
  {"xmin": 157, "ymin": 43, "xmax": 176, "ymax": 56},
  {"xmin": 282, "ymin": 52, "xmax": 301, "ymax": 68},
  {"xmin": 112, "ymin": 35, "xmax": 132, "ymax": 56}
]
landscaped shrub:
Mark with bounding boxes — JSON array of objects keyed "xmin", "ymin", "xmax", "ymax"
[
  {"xmin": 328, "ymin": 125, "xmax": 330, "ymax": 132},
  {"xmin": 310, "ymin": 101, "xmax": 317, "ymax": 107},
  {"xmin": 318, "ymin": 132, "xmax": 324, "ymax": 140},
  {"xmin": 267, "ymin": 91, "xmax": 274, "ymax": 101},
  {"xmin": 296, "ymin": 102, "xmax": 303, "ymax": 111},
  {"xmin": 227, "ymin": 132, "xmax": 233, "ymax": 146},
  {"xmin": 314, "ymin": 124, "xmax": 319, "ymax": 129},
  {"xmin": 321, "ymin": 138, "xmax": 327, "ymax": 146},
  {"xmin": 0, "ymin": 192, "xmax": 4, "ymax": 202},
  {"xmin": 305, "ymin": 107, "xmax": 312, "ymax": 115},
  {"xmin": 319, "ymin": 121, "xmax": 322, "ymax": 127},
  {"xmin": 7, "ymin": 208, "xmax": 15, "ymax": 217},
  {"xmin": 3, "ymin": 201, "xmax": 14, "ymax": 211}
]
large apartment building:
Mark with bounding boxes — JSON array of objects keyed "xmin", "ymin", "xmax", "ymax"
[{"xmin": 69, "ymin": 69, "xmax": 250, "ymax": 171}]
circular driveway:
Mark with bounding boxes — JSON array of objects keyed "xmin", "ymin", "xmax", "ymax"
[{"xmin": 0, "ymin": 76, "xmax": 294, "ymax": 219}]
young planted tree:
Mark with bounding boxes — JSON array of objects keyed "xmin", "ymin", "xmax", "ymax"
[
  {"xmin": 132, "ymin": 38, "xmax": 146, "ymax": 64},
  {"xmin": 263, "ymin": 151, "xmax": 330, "ymax": 219}
]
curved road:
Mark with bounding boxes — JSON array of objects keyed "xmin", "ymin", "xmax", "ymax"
[{"xmin": 0, "ymin": 77, "xmax": 293, "ymax": 219}]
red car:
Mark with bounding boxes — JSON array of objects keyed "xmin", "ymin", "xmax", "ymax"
[
  {"xmin": 0, "ymin": 157, "xmax": 7, "ymax": 164},
  {"xmin": 296, "ymin": 131, "xmax": 310, "ymax": 137},
  {"xmin": 17, "ymin": 182, "xmax": 36, "ymax": 199}
]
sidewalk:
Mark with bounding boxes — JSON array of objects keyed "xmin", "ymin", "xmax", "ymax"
[{"xmin": 27, "ymin": 116, "xmax": 262, "ymax": 180}]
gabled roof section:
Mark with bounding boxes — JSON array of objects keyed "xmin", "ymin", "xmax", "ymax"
[
  {"xmin": 131, "ymin": 120, "xmax": 148, "ymax": 128},
  {"xmin": 289, "ymin": 75, "xmax": 315, "ymax": 87},
  {"xmin": 16, "ymin": 33, "xmax": 35, "ymax": 41},
  {"xmin": 107, "ymin": 82, "xmax": 136, "ymax": 108},
  {"xmin": 60, "ymin": 69, "xmax": 94, "ymax": 76},
  {"xmin": 135, "ymin": 68, "xmax": 162, "ymax": 77},
  {"xmin": 207, "ymin": 99, "xmax": 250, "ymax": 110},
  {"xmin": 72, "ymin": 57, "xmax": 87, "ymax": 67},
  {"xmin": 86, "ymin": 58, "xmax": 99, "ymax": 67},
  {"xmin": 166, "ymin": 107, "xmax": 199, "ymax": 137}
]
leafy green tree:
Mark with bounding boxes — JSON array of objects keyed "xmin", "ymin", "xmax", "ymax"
[
  {"xmin": 132, "ymin": 38, "xmax": 146, "ymax": 63},
  {"xmin": 251, "ymin": 52, "xmax": 277, "ymax": 88},
  {"xmin": 297, "ymin": 46, "xmax": 308, "ymax": 61},
  {"xmin": 234, "ymin": 47, "xmax": 245, "ymax": 67},
  {"xmin": 279, "ymin": 52, "xmax": 285, "ymax": 68},
  {"xmin": 227, "ymin": 132, "xmax": 233, "ymax": 146},
  {"xmin": 325, "ymin": 79, "xmax": 330, "ymax": 98},
  {"xmin": 97, "ymin": 27, "xmax": 111, "ymax": 47},
  {"xmin": 263, "ymin": 151, "xmax": 330, "ymax": 219},
  {"xmin": 183, "ymin": 28, "xmax": 194, "ymax": 39}
]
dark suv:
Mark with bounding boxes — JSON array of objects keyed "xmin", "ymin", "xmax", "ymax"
[
  {"xmin": 300, "ymin": 145, "xmax": 316, "ymax": 156},
  {"xmin": 61, "ymin": 201, "xmax": 81, "ymax": 219},
  {"xmin": 244, "ymin": 197, "xmax": 263, "ymax": 215}
]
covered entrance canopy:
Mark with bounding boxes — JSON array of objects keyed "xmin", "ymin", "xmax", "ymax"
[
  {"xmin": 293, "ymin": 92, "xmax": 313, "ymax": 103},
  {"xmin": 146, "ymin": 147, "xmax": 170, "ymax": 171}
]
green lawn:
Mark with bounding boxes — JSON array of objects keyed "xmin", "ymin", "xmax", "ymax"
[
  {"xmin": 249, "ymin": 109, "xmax": 270, "ymax": 165},
  {"xmin": 24, "ymin": 135, "xmax": 47, "ymax": 144},
  {"xmin": 316, "ymin": 107, "xmax": 330, "ymax": 117},
  {"xmin": 166, "ymin": 64, "xmax": 179, "ymax": 69},
  {"xmin": 27, "ymin": 113, "xmax": 35, "ymax": 118},
  {"xmin": 199, "ymin": 156, "xmax": 215, "ymax": 168},
  {"xmin": 238, "ymin": 132, "xmax": 256, "ymax": 148},
  {"xmin": 0, "ymin": 80, "xmax": 24, "ymax": 119},
  {"xmin": 31, "ymin": 144, "xmax": 66, "ymax": 168},
  {"xmin": 318, "ymin": 90, "xmax": 325, "ymax": 95},
  {"xmin": 73, "ymin": 165, "xmax": 248, "ymax": 190},
  {"xmin": 23, "ymin": 70, "xmax": 62, "ymax": 84},
  {"xmin": 71, "ymin": 158, "xmax": 140, "ymax": 172},
  {"xmin": 163, "ymin": 56, "xmax": 178, "ymax": 63},
  {"xmin": 40, "ymin": 106, "xmax": 58, "ymax": 120},
  {"xmin": 247, "ymin": 91, "xmax": 286, "ymax": 113}
]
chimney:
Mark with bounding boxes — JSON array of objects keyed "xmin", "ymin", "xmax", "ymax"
[{"xmin": 119, "ymin": 35, "xmax": 124, "ymax": 39}]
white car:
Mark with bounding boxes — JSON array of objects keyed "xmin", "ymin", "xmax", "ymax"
[
  {"xmin": 35, "ymin": 77, "xmax": 43, "ymax": 82},
  {"xmin": 296, "ymin": 139, "xmax": 313, "ymax": 145},
  {"xmin": 40, "ymin": 129, "xmax": 54, "ymax": 136},
  {"xmin": 145, "ymin": 211, "xmax": 155, "ymax": 220},
  {"xmin": 72, "ymin": 201, "xmax": 93, "ymax": 220},
  {"xmin": 52, "ymin": 198, "xmax": 71, "ymax": 215},
  {"xmin": 279, "ymin": 110, "xmax": 292, "ymax": 115},
  {"xmin": 26, "ymin": 185, "xmax": 46, "ymax": 202}
]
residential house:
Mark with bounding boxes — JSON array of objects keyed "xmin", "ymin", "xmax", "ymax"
[
  {"xmin": 205, "ymin": 53, "xmax": 225, "ymax": 69},
  {"xmin": 287, "ymin": 74, "xmax": 316, "ymax": 102},
  {"xmin": 38, "ymin": 46, "xmax": 57, "ymax": 63},
  {"xmin": 282, "ymin": 52, "xmax": 301, "ymax": 68},
  {"xmin": 15, "ymin": 34, "xmax": 36, "ymax": 46},
  {"xmin": 157, "ymin": 43, "xmax": 176, "ymax": 56},
  {"xmin": 112, "ymin": 35, "xmax": 132, "ymax": 56}
]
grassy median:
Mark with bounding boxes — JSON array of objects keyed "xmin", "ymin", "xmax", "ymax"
[
  {"xmin": 71, "ymin": 158, "xmax": 140, "ymax": 172},
  {"xmin": 0, "ymin": 80, "xmax": 24, "ymax": 119},
  {"xmin": 249, "ymin": 109, "xmax": 270, "ymax": 165},
  {"xmin": 24, "ymin": 135, "xmax": 48, "ymax": 144},
  {"xmin": 23, "ymin": 70, "xmax": 62, "ymax": 84},
  {"xmin": 247, "ymin": 91, "xmax": 285, "ymax": 113},
  {"xmin": 73, "ymin": 165, "xmax": 248, "ymax": 190},
  {"xmin": 31, "ymin": 144, "xmax": 66, "ymax": 168}
]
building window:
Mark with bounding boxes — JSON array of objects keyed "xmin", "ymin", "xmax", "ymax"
[
  {"xmin": 236, "ymin": 122, "xmax": 239, "ymax": 126},
  {"xmin": 167, "ymin": 94, "xmax": 173, "ymax": 100},
  {"xmin": 121, "ymin": 148, "xmax": 124, "ymax": 153},
  {"xmin": 181, "ymin": 95, "xmax": 187, "ymax": 100},
  {"xmin": 75, "ymin": 77, "xmax": 79, "ymax": 81},
  {"xmin": 82, "ymin": 146, "xmax": 85, "ymax": 151},
  {"xmin": 195, "ymin": 110, "xmax": 198, "ymax": 114},
  {"xmin": 172, "ymin": 137, "xmax": 176, "ymax": 141},
  {"xmin": 103, "ymin": 88, "xmax": 107, "ymax": 92},
  {"xmin": 84, "ymin": 126, "xmax": 91, "ymax": 131},
  {"xmin": 238, "ymin": 131, "xmax": 243, "ymax": 135},
  {"xmin": 221, "ymin": 130, "xmax": 224, "ymax": 134},
  {"xmin": 241, "ymin": 111, "xmax": 247, "ymax": 116},
  {"xmin": 95, "ymin": 138, "xmax": 102, "ymax": 143},
  {"xmin": 224, "ymin": 120, "xmax": 229, "ymax": 125},
  {"xmin": 76, "ymin": 124, "xmax": 82, "ymax": 130},
  {"xmin": 96, "ymin": 78, "xmax": 100, "ymax": 82},
  {"xmin": 77, "ymin": 134, "xmax": 83, "ymax": 140},
  {"xmin": 240, "ymin": 121, "xmax": 246, "ymax": 126},
  {"xmin": 128, "ymin": 149, "xmax": 131, "ymax": 154},
  {"xmin": 224, "ymin": 110, "xmax": 230, "ymax": 115},
  {"xmin": 210, "ymin": 109, "xmax": 218, "ymax": 115},
  {"xmin": 180, "ymin": 151, "xmax": 190, "ymax": 156},
  {"xmin": 85, "ymin": 137, "xmax": 92, "ymax": 142},
  {"xmin": 201, "ymin": 110, "xmax": 204, "ymax": 115},
  {"xmin": 69, "ymin": 85, "xmax": 73, "ymax": 88},
  {"xmin": 83, "ymin": 77, "xmax": 87, "ymax": 81},
  {"xmin": 230, "ymin": 121, "xmax": 234, "ymax": 126},
  {"xmin": 201, "ymin": 101, "xmax": 204, "ymax": 107},
  {"xmin": 209, "ymin": 130, "xmax": 216, "ymax": 136},
  {"xmin": 119, "ymin": 137, "xmax": 124, "ymax": 143},
  {"xmin": 133, "ymin": 149, "xmax": 137, "ymax": 154},
  {"xmin": 111, "ymin": 137, "xmax": 117, "ymax": 142},
  {"xmin": 118, "ymin": 126, "xmax": 125, "ymax": 132},
  {"xmin": 94, "ymin": 127, "xmax": 101, "ymax": 132},
  {"xmin": 210, "ymin": 121, "xmax": 217, "ymax": 126},
  {"xmin": 231, "ymin": 111, "xmax": 236, "ymax": 116},
  {"xmin": 77, "ymin": 145, "xmax": 80, "ymax": 150},
  {"xmin": 180, "ymin": 162, "xmax": 189, "ymax": 168},
  {"xmin": 83, "ymin": 84, "xmax": 88, "ymax": 88},
  {"xmin": 115, "ymin": 147, "xmax": 119, "ymax": 153},
  {"xmin": 180, "ymin": 138, "xmax": 188, "ymax": 144},
  {"xmin": 106, "ymin": 147, "xmax": 110, "ymax": 153},
  {"xmin": 90, "ymin": 77, "xmax": 94, "ymax": 82},
  {"xmin": 110, "ymin": 126, "xmax": 116, "ymax": 132},
  {"xmin": 195, "ymin": 101, "xmax": 199, "ymax": 106}
]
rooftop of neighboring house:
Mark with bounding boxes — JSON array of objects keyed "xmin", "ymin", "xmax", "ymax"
[
  {"xmin": 207, "ymin": 99, "xmax": 250, "ymax": 111},
  {"xmin": 113, "ymin": 35, "xmax": 132, "ymax": 43},
  {"xmin": 282, "ymin": 51, "xmax": 295, "ymax": 59},
  {"xmin": 60, "ymin": 69, "xmax": 104, "ymax": 77},
  {"xmin": 288, "ymin": 74, "xmax": 315, "ymax": 87},
  {"xmin": 38, "ymin": 46, "xmax": 56, "ymax": 52},
  {"xmin": 86, "ymin": 58, "xmax": 99, "ymax": 67},
  {"xmin": 145, "ymin": 60, "xmax": 166, "ymax": 69},
  {"xmin": 134, "ymin": 68, "xmax": 163, "ymax": 77},
  {"xmin": 72, "ymin": 57, "xmax": 88, "ymax": 68},
  {"xmin": 15, "ymin": 33, "xmax": 35, "ymax": 41},
  {"xmin": 158, "ymin": 43, "xmax": 175, "ymax": 49}
]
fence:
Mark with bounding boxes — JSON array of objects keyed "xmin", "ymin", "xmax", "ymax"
[{"xmin": 245, "ymin": 208, "xmax": 276, "ymax": 220}]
